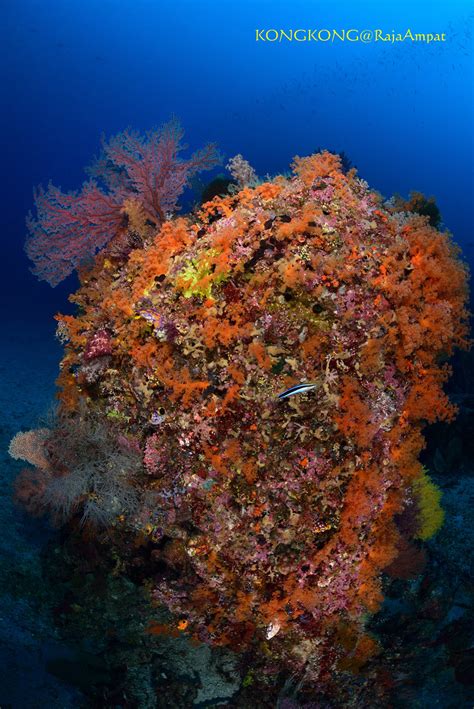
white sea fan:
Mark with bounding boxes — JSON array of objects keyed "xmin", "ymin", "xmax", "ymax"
[{"xmin": 226, "ymin": 154, "xmax": 258, "ymax": 189}]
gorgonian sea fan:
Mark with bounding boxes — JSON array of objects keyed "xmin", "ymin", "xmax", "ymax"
[
  {"xmin": 15, "ymin": 150, "xmax": 470, "ymax": 683},
  {"xmin": 25, "ymin": 120, "xmax": 219, "ymax": 286}
]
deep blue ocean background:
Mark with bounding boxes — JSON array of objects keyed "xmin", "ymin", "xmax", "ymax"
[
  {"xmin": 1, "ymin": 1, "xmax": 473, "ymax": 706},
  {"xmin": 2, "ymin": 0, "xmax": 473, "ymax": 323}
]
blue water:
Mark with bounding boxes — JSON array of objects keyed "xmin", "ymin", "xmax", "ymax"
[
  {"xmin": 1, "ymin": 0, "xmax": 473, "ymax": 321},
  {"xmin": 1, "ymin": 1, "xmax": 473, "ymax": 706}
]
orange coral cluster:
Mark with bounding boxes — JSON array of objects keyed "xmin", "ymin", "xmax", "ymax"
[{"xmin": 21, "ymin": 151, "xmax": 470, "ymax": 681}]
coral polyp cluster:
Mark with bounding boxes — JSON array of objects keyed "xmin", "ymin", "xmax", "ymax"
[{"xmin": 14, "ymin": 149, "xmax": 470, "ymax": 685}]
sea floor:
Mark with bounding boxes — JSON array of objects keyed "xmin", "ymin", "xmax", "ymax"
[{"xmin": 0, "ymin": 318, "xmax": 82, "ymax": 707}]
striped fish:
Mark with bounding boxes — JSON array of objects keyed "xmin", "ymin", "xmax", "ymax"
[{"xmin": 277, "ymin": 382, "xmax": 319, "ymax": 400}]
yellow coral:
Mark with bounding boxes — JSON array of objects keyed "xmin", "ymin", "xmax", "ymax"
[
  {"xmin": 412, "ymin": 467, "xmax": 445, "ymax": 540},
  {"xmin": 178, "ymin": 257, "xmax": 213, "ymax": 298},
  {"xmin": 177, "ymin": 249, "xmax": 228, "ymax": 299}
]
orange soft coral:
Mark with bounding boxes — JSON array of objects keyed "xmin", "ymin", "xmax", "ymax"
[{"xmin": 17, "ymin": 147, "xmax": 470, "ymax": 691}]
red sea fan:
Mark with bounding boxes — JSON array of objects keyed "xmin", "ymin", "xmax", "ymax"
[
  {"xmin": 25, "ymin": 120, "xmax": 220, "ymax": 286},
  {"xmin": 93, "ymin": 121, "xmax": 220, "ymax": 222},
  {"xmin": 25, "ymin": 181, "xmax": 124, "ymax": 287}
]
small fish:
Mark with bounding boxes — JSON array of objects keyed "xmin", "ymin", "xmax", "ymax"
[
  {"xmin": 277, "ymin": 382, "xmax": 319, "ymax": 400},
  {"xmin": 266, "ymin": 620, "xmax": 281, "ymax": 639}
]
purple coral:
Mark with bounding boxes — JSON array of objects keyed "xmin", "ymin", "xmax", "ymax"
[{"xmin": 84, "ymin": 328, "xmax": 113, "ymax": 361}]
